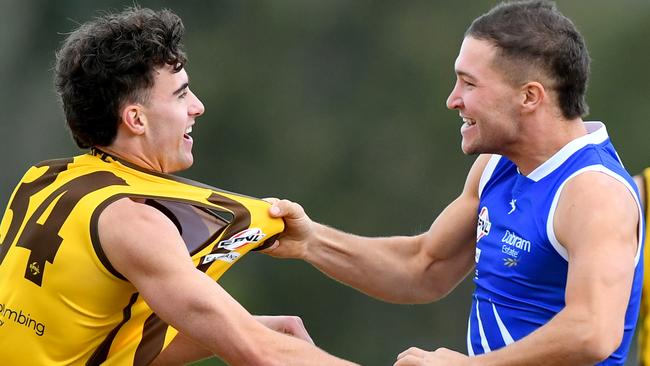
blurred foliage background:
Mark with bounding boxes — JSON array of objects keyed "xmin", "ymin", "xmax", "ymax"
[{"xmin": 1, "ymin": 0, "xmax": 649, "ymax": 365}]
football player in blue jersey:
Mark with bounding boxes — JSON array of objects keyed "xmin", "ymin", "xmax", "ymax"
[{"xmin": 265, "ymin": 1, "xmax": 643, "ymax": 365}]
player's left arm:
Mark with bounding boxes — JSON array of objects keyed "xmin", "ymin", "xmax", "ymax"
[
  {"xmin": 395, "ymin": 171, "xmax": 640, "ymax": 366},
  {"xmin": 549, "ymin": 171, "xmax": 640, "ymax": 361}
]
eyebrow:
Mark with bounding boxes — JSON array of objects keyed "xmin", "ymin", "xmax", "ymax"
[
  {"xmin": 456, "ymin": 70, "xmax": 477, "ymax": 81},
  {"xmin": 172, "ymin": 82, "xmax": 189, "ymax": 96}
]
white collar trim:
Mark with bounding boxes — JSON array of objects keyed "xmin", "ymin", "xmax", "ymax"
[{"xmin": 526, "ymin": 121, "xmax": 608, "ymax": 182}]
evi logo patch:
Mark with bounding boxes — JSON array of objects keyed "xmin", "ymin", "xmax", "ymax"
[
  {"xmin": 476, "ymin": 207, "xmax": 491, "ymax": 242},
  {"xmin": 217, "ymin": 228, "xmax": 266, "ymax": 250}
]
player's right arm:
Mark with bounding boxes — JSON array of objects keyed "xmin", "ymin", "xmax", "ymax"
[
  {"xmin": 99, "ymin": 197, "xmax": 358, "ymax": 366},
  {"xmin": 265, "ymin": 154, "xmax": 490, "ymax": 304},
  {"xmin": 151, "ymin": 316, "xmax": 315, "ymax": 365}
]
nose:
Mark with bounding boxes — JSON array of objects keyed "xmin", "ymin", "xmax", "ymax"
[
  {"xmin": 189, "ymin": 91, "xmax": 205, "ymax": 117},
  {"xmin": 446, "ymin": 81, "xmax": 463, "ymax": 110}
]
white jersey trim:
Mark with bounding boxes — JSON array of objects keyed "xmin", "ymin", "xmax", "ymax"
[
  {"xmin": 527, "ymin": 121, "xmax": 608, "ymax": 182},
  {"xmin": 479, "ymin": 155, "xmax": 502, "ymax": 198},
  {"xmin": 546, "ymin": 165, "xmax": 643, "ymax": 265},
  {"xmin": 492, "ymin": 302, "xmax": 515, "ymax": 346},
  {"xmin": 475, "ymin": 300, "xmax": 492, "ymax": 353},
  {"xmin": 467, "ymin": 317, "xmax": 475, "ymax": 356}
]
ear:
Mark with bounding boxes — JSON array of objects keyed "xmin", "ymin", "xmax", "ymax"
[
  {"xmin": 520, "ymin": 81, "xmax": 546, "ymax": 113},
  {"xmin": 120, "ymin": 104, "xmax": 146, "ymax": 135}
]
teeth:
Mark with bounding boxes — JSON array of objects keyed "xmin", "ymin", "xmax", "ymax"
[
  {"xmin": 185, "ymin": 126, "xmax": 192, "ymax": 134},
  {"xmin": 462, "ymin": 117, "xmax": 475, "ymax": 126}
]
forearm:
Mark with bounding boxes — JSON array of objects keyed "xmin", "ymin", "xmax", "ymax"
[
  {"xmin": 153, "ymin": 274, "xmax": 357, "ymax": 365},
  {"xmin": 150, "ymin": 333, "xmax": 213, "ymax": 366},
  {"xmin": 470, "ymin": 309, "xmax": 617, "ymax": 366},
  {"xmin": 255, "ymin": 329, "xmax": 359, "ymax": 366},
  {"xmin": 304, "ymin": 223, "xmax": 440, "ymax": 303}
]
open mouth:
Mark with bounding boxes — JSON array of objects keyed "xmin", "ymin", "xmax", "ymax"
[
  {"xmin": 462, "ymin": 117, "xmax": 476, "ymax": 126},
  {"xmin": 184, "ymin": 125, "xmax": 193, "ymax": 140}
]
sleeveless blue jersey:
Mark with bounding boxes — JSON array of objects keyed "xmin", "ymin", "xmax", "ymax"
[{"xmin": 469, "ymin": 122, "xmax": 644, "ymax": 365}]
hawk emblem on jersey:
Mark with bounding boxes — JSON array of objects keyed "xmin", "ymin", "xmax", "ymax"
[
  {"xmin": 29, "ymin": 262, "xmax": 40, "ymax": 276},
  {"xmin": 476, "ymin": 207, "xmax": 491, "ymax": 242}
]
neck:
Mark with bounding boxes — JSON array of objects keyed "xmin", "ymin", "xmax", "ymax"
[
  {"xmin": 95, "ymin": 145, "xmax": 164, "ymax": 173},
  {"xmin": 506, "ymin": 117, "xmax": 587, "ymax": 176}
]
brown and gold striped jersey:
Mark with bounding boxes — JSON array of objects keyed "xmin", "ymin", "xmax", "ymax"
[{"xmin": 0, "ymin": 149, "xmax": 283, "ymax": 365}]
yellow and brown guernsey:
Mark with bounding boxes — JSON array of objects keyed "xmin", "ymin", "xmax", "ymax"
[
  {"xmin": 0, "ymin": 149, "xmax": 284, "ymax": 365},
  {"xmin": 639, "ymin": 167, "xmax": 650, "ymax": 366}
]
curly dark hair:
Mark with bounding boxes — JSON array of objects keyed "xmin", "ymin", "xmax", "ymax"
[
  {"xmin": 467, "ymin": 0, "xmax": 590, "ymax": 119},
  {"xmin": 54, "ymin": 7, "xmax": 187, "ymax": 148}
]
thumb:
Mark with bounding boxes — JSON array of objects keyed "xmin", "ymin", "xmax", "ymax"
[{"xmin": 269, "ymin": 204, "xmax": 282, "ymax": 217}]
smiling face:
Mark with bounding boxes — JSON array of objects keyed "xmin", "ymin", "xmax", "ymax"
[
  {"xmin": 140, "ymin": 65, "xmax": 205, "ymax": 173},
  {"xmin": 446, "ymin": 37, "xmax": 523, "ymax": 156}
]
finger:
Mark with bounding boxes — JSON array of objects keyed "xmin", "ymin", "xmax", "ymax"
[
  {"xmin": 268, "ymin": 202, "xmax": 282, "ymax": 217},
  {"xmin": 268, "ymin": 199, "xmax": 299, "ymax": 218},
  {"xmin": 289, "ymin": 317, "xmax": 315, "ymax": 345},
  {"xmin": 259, "ymin": 240, "xmax": 279, "ymax": 253},
  {"xmin": 393, "ymin": 354, "xmax": 422, "ymax": 366},
  {"xmin": 288, "ymin": 324, "xmax": 315, "ymax": 345},
  {"xmin": 397, "ymin": 347, "xmax": 427, "ymax": 360}
]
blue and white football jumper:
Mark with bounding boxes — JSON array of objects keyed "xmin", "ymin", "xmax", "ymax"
[{"xmin": 469, "ymin": 122, "xmax": 644, "ymax": 365}]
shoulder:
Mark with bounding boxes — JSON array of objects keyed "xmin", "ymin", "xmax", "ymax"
[
  {"xmin": 555, "ymin": 170, "xmax": 639, "ymax": 252},
  {"xmin": 97, "ymin": 197, "xmax": 188, "ymax": 280},
  {"xmin": 99, "ymin": 197, "xmax": 176, "ymax": 232},
  {"xmin": 463, "ymin": 154, "xmax": 496, "ymax": 197},
  {"xmin": 559, "ymin": 171, "xmax": 637, "ymax": 216}
]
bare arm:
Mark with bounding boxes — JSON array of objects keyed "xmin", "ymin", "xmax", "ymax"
[
  {"xmin": 151, "ymin": 316, "xmax": 315, "ymax": 365},
  {"xmin": 150, "ymin": 332, "xmax": 211, "ymax": 366},
  {"xmin": 265, "ymin": 155, "xmax": 491, "ymax": 304},
  {"xmin": 100, "ymin": 198, "xmax": 358, "ymax": 366},
  {"xmin": 396, "ymin": 171, "xmax": 640, "ymax": 365}
]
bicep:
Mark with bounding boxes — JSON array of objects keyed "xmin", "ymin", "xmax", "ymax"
[
  {"xmin": 555, "ymin": 172, "xmax": 639, "ymax": 325},
  {"xmin": 421, "ymin": 154, "xmax": 490, "ymax": 262},
  {"xmin": 97, "ymin": 199, "xmax": 230, "ymax": 327},
  {"xmin": 416, "ymin": 155, "xmax": 490, "ymax": 291},
  {"xmin": 98, "ymin": 198, "xmax": 196, "ymax": 296}
]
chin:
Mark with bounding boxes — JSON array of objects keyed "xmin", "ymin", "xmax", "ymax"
[
  {"xmin": 165, "ymin": 158, "xmax": 193, "ymax": 174},
  {"xmin": 179, "ymin": 159, "xmax": 194, "ymax": 172},
  {"xmin": 461, "ymin": 143, "xmax": 478, "ymax": 155}
]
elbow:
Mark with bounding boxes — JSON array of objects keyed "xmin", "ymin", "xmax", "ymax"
[
  {"xmin": 395, "ymin": 281, "xmax": 454, "ymax": 304},
  {"xmin": 416, "ymin": 285, "xmax": 453, "ymax": 303},
  {"xmin": 410, "ymin": 266, "xmax": 466, "ymax": 303},
  {"xmin": 576, "ymin": 323, "xmax": 624, "ymax": 363}
]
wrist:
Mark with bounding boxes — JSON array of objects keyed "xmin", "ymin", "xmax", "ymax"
[{"xmin": 304, "ymin": 222, "xmax": 344, "ymax": 263}]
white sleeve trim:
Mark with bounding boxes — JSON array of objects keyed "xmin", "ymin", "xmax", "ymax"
[
  {"xmin": 546, "ymin": 165, "xmax": 643, "ymax": 265},
  {"xmin": 478, "ymin": 155, "xmax": 502, "ymax": 198}
]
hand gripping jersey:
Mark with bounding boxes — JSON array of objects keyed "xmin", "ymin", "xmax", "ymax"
[
  {"xmin": 0, "ymin": 149, "xmax": 284, "ymax": 365},
  {"xmin": 469, "ymin": 122, "xmax": 644, "ymax": 365},
  {"xmin": 638, "ymin": 167, "xmax": 650, "ymax": 365}
]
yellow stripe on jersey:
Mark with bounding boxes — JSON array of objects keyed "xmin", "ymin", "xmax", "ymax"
[{"xmin": 0, "ymin": 150, "xmax": 283, "ymax": 365}]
